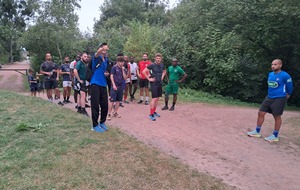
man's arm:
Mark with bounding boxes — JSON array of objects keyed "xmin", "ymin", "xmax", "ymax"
[
  {"xmin": 94, "ymin": 44, "xmax": 109, "ymax": 58},
  {"xmin": 143, "ymin": 67, "xmax": 155, "ymax": 82},
  {"xmin": 285, "ymin": 75, "xmax": 293, "ymax": 99},
  {"xmin": 177, "ymin": 72, "xmax": 187, "ymax": 83}
]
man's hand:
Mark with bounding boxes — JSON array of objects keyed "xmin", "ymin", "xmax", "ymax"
[
  {"xmin": 104, "ymin": 71, "xmax": 109, "ymax": 76},
  {"xmin": 148, "ymin": 78, "xmax": 155, "ymax": 82},
  {"xmin": 286, "ymin": 94, "xmax": 290, "ymax": 99},
  {"xmin": 113, "ymin": 85, "xmax": 117, "ymax": 90}
]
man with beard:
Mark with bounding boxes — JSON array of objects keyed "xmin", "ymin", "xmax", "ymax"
[
  {"xmin": 247, "ymin": 59, "xmax": 293, "ymax": 142},
  {"xmin": 74, "ymin": 52, "xmax": 89, "ymax": 116},
  {"xmin": 137, "ymin": 53, "xmax": 151, "ymax": 105},
  {"xmin": 60, "ymin": 56, "xmax": 72, "ymax": 103},
  {"xmin": 40, "ymin": 53, "xmax": 60, "ymax": 102}
]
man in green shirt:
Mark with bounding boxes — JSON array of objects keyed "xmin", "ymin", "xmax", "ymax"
[
  {"xmin": 162, "ymin": 58, "xmax": 187, "ymax": 111},
  {"xmin": 74, "ymin": 52, "xmax": 89, "ymax": 116}
]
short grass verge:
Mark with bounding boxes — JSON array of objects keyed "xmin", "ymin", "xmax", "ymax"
[{"xmin": 0, "ymin": 90, "xmax": 234, "ymax": 190}]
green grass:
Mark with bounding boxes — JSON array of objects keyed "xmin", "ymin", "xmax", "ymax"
[{"xmin": 0, "ymin": 90, "xmax": 234, "ymax": 190}]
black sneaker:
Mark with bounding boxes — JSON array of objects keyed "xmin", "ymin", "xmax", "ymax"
[
  {"xmin": 75, "ymin": 105, "xmax": 79, "ymax": 109},
  {"xmin": 169, "ymin": 106, "xmax": 175, "ymax": 111},
  {"xmin": 119, "ymin": 103, "xmax": 124, "ymax": 107},
  {"xmin": 58, "ymin": 101, "xmax": 64, "ymax": 106},
  {"xmin": 77, "ymin": 108, "xmax": 82, "ymax": 113},
  {"xmin": 162, "ymin": 106, "xmax": 169, "ymax": 110},
  {"xmin": 137, "ymin": 100, "xmax": 143, "ymax": 104},
  {"xmin": 124, "ymin": 100, "xmax": 129, "ymax": 104},
  {"xmin": 85, "ymin": 104, "xmax": 91, "ymax": 108},
  {"xmin": 145, "ymin": 101, "xmax": 148, "ymax": 105},
  {"xmin": 81, "ymin": 110, "xmax": 89, "ymax": 117}
]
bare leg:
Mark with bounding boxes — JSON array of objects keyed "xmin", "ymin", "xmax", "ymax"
[
  {"xmin": 173, "ymin": 94, "xmax": 177, "ymax": 104},
  {"xmin": 256, "ymin": 111, "xmax": 267, "ymax": 126},
  {"xmin": 273, "ymin": 115, "xmax": 282, "ymax": 131}
]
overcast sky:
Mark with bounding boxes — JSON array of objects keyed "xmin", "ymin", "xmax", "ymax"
[{"xmin": 75, "ymin": 0, "xmax": 179, "ymax": 33}]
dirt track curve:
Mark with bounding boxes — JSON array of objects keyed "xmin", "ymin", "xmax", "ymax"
[{"xmin": 1, "ymin": 61, "xmax": 300, "ymax": 190}]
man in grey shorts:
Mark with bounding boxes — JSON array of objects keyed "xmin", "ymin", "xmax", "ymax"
[{"xmin": 247, "ymin": 59, "xmax": 293, "ymax": 142}]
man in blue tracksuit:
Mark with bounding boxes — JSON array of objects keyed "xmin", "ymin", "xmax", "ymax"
[
  {"xmin": 90, "ymin": 43, "xmax": 110, "ymax": 133},
  {"xmin": 247, "ymin": 59, "xmax": 293, "ymax": 142}
]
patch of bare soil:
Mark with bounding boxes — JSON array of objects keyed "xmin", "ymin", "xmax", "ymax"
[{"xmin": 4, "ymin": 61, "xmax": 300, "ymax": 190}]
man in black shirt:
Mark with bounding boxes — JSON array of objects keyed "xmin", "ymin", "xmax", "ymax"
[
  {"xmin": 142, "ymin": 53, "xmax": 166, "ymax": 121},
  {"xmin": 40, "ymin": 53, "xmax": 60, "ymax": 102}
]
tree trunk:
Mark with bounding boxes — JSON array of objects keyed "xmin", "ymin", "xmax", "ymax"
[{"xmin": 9, "ymin": 37, "xmax": 14, "ymax": 63}]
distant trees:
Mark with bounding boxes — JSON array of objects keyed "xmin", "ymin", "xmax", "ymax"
[{"xmin": 0, "ymin": 0, "xmax": 36, "ymax": 63}]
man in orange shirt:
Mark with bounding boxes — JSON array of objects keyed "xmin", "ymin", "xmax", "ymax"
[{"xmin": 137, "ymin": 53, "xmax": 150, "ymax": 105}]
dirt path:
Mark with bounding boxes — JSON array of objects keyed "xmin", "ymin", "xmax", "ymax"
[{"xmin": 2, "ymin": 61, "xmax": 300, "ymax": 190}]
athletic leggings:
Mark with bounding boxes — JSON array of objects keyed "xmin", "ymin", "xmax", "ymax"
[{"xmin": 90, "ymin": 85, "xmax": 108, "ymax": 127}]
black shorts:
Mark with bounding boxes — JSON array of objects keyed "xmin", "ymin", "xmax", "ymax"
[
  {"xmin": 110, "ymin": 86, "xmax": 123, "ymax": 102},
  {"xmin": 131, "ymin": 80, "xmax": 138, "ymax": 85},
  {"xmin": 30, "ymin": 84, "xmax": 38, "ymax": 92},
  {"xmin": 151, "ymin": 84, "xmax": 162, "ymax": 98},
  {"xmin": 139, "ymin": 79, "xmax": 149, "ymax": 88},
  {"xmin": 74, "ymin": 82, "xmax": 88, "ymax": 93},
  {"xmin": 259, "ymin": 97, "xmax": 287, "ymax": 116},
  {"xmin": 44, "ymin": 79, "xmax": 58, "ymax": 89}
]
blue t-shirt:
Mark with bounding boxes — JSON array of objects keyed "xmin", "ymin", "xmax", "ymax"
[
  {"xmin": 267, "ymin": 71, "xmax": 293, "ymax": 98},
  {"xmin": 111, "ymin": 65, "xmax": 124, "ymax": 88},
  {"xmin": 90, "ymin": 55, "xmax": 108, "ymax": 87},
  {"xmin": 60, "ymin": 63, "xmax": 71, "ymax": 81}
]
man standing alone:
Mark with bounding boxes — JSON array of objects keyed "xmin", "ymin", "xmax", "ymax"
[{"xmin": 247, "ymin": 59, "xmax": 293, "ymax": 142}]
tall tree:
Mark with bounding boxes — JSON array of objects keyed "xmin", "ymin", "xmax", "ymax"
[{"xmin": 0, "ymin": 0, "xmax": 36, "ymax": 63}]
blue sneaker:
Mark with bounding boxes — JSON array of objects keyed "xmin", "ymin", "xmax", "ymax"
[
  {"xmin": 148, "ymin": 115, "xmax": 156, "ymax": 121},
  {"xmin": 264, "ymin": 134, "xmax": 279, "ymax": 142},
  {"xmin": 247, "ymin": 129, "xmax": 261, "ymax": 138},
  {"xmin": 153, "ymin": 112, "xmax": 160, "ymax": 117},
  {"xmin": 99, "ymin": 123, "xmax": 108, "ymax": 131},
  {"xmin": 91, "ymin": 125, "xmax": 105, "ymax": 133}
]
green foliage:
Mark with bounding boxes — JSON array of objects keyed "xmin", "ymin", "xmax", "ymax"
[
  {"xmin": 0, "ymin": 0, "xmax": 36, "ymax": 63},
  {"xmin": 123, "ymin": 21, "xmax": 163, "ymax": 60}
]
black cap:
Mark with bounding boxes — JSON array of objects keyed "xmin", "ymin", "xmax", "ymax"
[
  {"xmin": 117, "ymin": 52, "xmax": 124, "ymax": 56},
  {"xmin": 98, "ymin": 42, "xmax": 107, "ymax": 48}
]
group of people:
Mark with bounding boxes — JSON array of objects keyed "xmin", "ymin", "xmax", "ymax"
[
  {"xmin": 29, "ymin": 43, "xmax": 188, "ymax": 132},
  {"xmin": 29, "ymin": 44, "xmax": 294, "ymax": 143}
]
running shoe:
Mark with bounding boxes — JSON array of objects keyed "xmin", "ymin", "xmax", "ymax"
[
  {"xmin": 153, "ymin": 112, "xmax": 161, "ymax": 117},
  {"xmin": 81, "ymin": 110, "xmax": 89, "ymax": 117},
  {"xmin": 91, "ymin": 125, "xmax": 105, "ymax": 133},
  {"xmin": 169, "ymin": 106, "xmax": 175, "ymax": 111},
  {"xmin": 58, "ymin": 101, "xmax": 64, "ymax": 106},
  {"xmin": 148, "ymin": 115, "xmax": 156, "ymax": 121},
  {"xmin": 264, "ymin": 134, "xmax": 279, "ymax": 142},
  {"xmin": 162, "ymin": 106, "xmax": 169, "ymax": 110},
  {"xmin": 124, "ymin": 100, "xmax": 129, "ymax": 104},
  {"xmin": 247, "ymin": 130, "xmax": 262, "ymax": 138},
  {"xmin": 137, "ymin": 100, "xmax": 143, "ymax": 104},
  {"xmin": 145, "ymin": 101, "xmax": 149, "ymax": 105},
  {"xmin": 113, "ymin": 112, "xmax": 121, "ymax": 118},
  {"xmin": 119, "ymin": 103, "xmax": 124, "ymax": 107},
  {"xmin": 107, "ymin": 114, "xmax": 112, "ymax": 120},
  {"xmin": 99, "ymin": 123, "xmax": 108, "ymax": 131}
]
